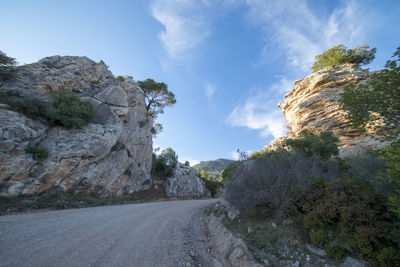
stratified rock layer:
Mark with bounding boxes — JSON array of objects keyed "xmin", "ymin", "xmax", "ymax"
[
  {"xmin": 0, "ymin": 56, "xmax": 153, "ymax": 197},
  {"xmin": 165, "ymin": 164, "xmax": 210, "ymax": 198},
  {"xmin": 274, "ymin": 63, "xmax": 389, "ymax": 157}
]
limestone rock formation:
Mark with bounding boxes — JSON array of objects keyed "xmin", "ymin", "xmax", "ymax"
[
  {"xmin": 0, "ymin": 56, "xmax": 153, "ymax": 197},
  {"xmin": 267, "ymin": 63, "xmax": 390, "ymax": 157},
  {"xmin": 165, "ymin": 163, "xmax": 211, "ymax": 198}
]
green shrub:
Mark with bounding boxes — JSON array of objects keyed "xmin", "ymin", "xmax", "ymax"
[
  {"xmin": 311, "ymin": 44, "xmax": 376, "ymax": 72},
  {"xmin": 0, "ymin": 92, "xmax": 52, "ymax": 120},
  {"xmin": 285, "ymin": 131, "xmax": 340, "ymax": 160},
  {"xmin": 309, "ymin": 228, "xmax": 326, "ymax": 246},
  {"xmin": 0, "ymin": 89, "xmax": 94, "ymax": 128},
  {"xmin": 26, "ymin": 147, "xmax": 48, "ymax": 160},
  {"xmin": 49, "ymin": 89, "xmax": 94, "ymax": 127},
  {"xmin": 220, "ymin": 161, "xmax": 240, "ymax": 186},
  {"xmin": 340, "ymin": 47, "xmax": 400, "ymax": 140},
  {"xmin": 325, "ymin": 242, "xmax": 348, "ymax": 261},
  {"xmin": 248, "ymin": 150, "xmax": 281, "ymax": 161},
  {"xmin": 301, "ymin": 178, "xmax": 400, "ymax": 266},
  {"xmin": 115, "ymin": 75, "xmax": 126, "ymax": 81}
]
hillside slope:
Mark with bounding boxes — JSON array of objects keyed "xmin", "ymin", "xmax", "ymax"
[{"xmin": 193, "ymin": 159, "xmax": 234, "ymax": 180}]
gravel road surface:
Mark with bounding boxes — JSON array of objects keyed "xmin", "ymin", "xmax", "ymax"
[{"xmin": 0, "ymin": 199, "xmax": 217, "ymax": 267}]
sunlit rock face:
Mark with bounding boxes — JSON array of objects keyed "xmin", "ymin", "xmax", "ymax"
[
  {"xmin": 0, "ymin": 56, "xmax": 153, "ymax": 197},
  {"xmin": 264, "ymin": 63, "xmax": 389, "ymax": 157}
]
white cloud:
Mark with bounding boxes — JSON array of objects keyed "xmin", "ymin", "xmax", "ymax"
[
  {"xmin": 227, "ymin": 79, "xmax": 290, "ymax": 139},
  {"xmin": 204, "ymin": 83, "xmax": 216, "ymax": 102},
  {"xmin": 151, "ymin": 0, "xmax": 210, "ymax": 59}
]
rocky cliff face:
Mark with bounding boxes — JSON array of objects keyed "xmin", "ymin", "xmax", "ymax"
[
  {"xmin": 0, "ymin": 56, "xmax": 153, "ymax": 197},
  {"xmin": 269, "ymin": 63, "xmax": 389, "ymax": 157}
]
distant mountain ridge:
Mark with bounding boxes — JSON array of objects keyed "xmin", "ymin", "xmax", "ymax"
[{"xmin": 193, "ymin": 159, "xmax": 234, "ymax": 180}]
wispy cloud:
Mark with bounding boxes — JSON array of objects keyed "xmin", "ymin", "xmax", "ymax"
[
  {"xmin": 227, "ymin": 78, "xmax": 291, "ymax": 139},
  {"xmin": 204, "ymin": 83, "xmax": 216, "ymax": 102},
  {"xmin": 245, "ymin": 0, "xmax": 370, "ymax": 72},
  {"xmin": 151, "ymin": 0, "xmax": 210, "ymax": 59}
]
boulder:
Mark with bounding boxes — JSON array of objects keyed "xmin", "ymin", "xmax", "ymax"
[
  {"xmin": 306, "ymin": 244, "xmax": 327, "ymax": 257},
  {"xmin": 0, "ymin": 56, "xmax": 153, "ymax": 197},
  {"xmin": 165, "ymin": 163, "xmax": 211, "ymax": 198}
]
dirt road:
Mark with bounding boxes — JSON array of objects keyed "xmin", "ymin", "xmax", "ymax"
[{"xmin": 0, "ymin": 199, "xmax": 217, "ymax": 267}]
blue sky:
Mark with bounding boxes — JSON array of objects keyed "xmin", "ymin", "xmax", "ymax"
[{"xmin": 1, "ymin": 0, "xmax": 399, "ymax": 164}]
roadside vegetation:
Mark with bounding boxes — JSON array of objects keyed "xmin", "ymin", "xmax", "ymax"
[
  {"xmin": 222, "ymin": 133, "xmax": 400, "ymax": 266},
  {"xmin": 218, "ymin": 46, "xmax": 400, "ymax": 266}
]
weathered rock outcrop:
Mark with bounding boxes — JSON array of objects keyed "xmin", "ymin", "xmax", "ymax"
[
  {"xmin": 268, "ymin": 63, "xmax": 389, "ymax": 157},
  {"xmin": 165, "ymin": 164, "xmax": 211, "ymax": 198},
  {"xmin": 0, "ymin": 56, "xmax": 153, "ymax": 197}
]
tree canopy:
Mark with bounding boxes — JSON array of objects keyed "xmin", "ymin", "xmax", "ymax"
[
  {"xmin": 151, "ymin": 147, "xmax": 178, "ymax": 178},
  {"xmin": 136, "ymin": 78, "xmax": 176, "ymax": 117},
  {"xmin": 340, "ymin": 46, "xmax": 400, "ymax": 140},
  {"xmin": 311, "ymin": 44, "xmax": 376, "ymax": 72}
]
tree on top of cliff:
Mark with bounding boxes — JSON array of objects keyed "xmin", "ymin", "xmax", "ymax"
[
  {"xmin": 137, "ymin": 78, "xmax": 176, "ymax": 117},
  {"xmin": 0, "ymin": 50, "xmax": 17, "ymax": 81},
  {"xmin": 340, "ymin": 46, "xmax": 400, "ymax": 140},
  {"xmin": 311, "ymin": 44, "xmax": 376, "ymax": 72}
]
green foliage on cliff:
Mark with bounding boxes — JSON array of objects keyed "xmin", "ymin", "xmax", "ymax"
[
  {"xmin": 49, "ymin": 89, "xmax": 94, "ymax": 127},
  {"xmin": 0, "ymin": 89, "xmax": 94, "ymax": 128},
  {"xmin": 311, "ymin": 44, "xmax": 376, "ymax": 72},
  {"xmin": 341, "ymin": 46, "xmax": 400, "ymax": 140},
  {"xmin": 26, "ymin": 147, "xmax": 48, "ymax": 161}
]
